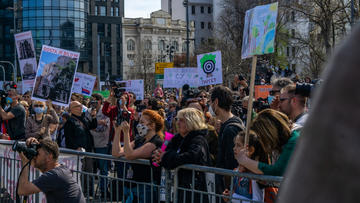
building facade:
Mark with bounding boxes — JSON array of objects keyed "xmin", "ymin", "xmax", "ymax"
[
  {"xmin": 0, "ymin": 0, "xmax": 124, "ymax": 83},
  {"xmin": 122, "ymin": 10, "xmax": 194, "ymax": 90},
  {"xmin": 161, "ymin": 0, "xmax": 213, "ymax": 49}
]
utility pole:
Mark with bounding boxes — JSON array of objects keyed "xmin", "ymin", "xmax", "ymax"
[{"xmin": 183, "ymin": 0, "xmax": 190, "ymax": 67}]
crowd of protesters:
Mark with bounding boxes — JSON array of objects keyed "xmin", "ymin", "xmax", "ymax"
[{"xmin": 0, "ymin": 74, "xmax": 315, "ymax": 202}]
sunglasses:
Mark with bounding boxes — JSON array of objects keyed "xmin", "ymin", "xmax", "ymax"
[
  {"xmin": 34, "ymin": 105, "xmax": 44, "ymax": 107},
  {"xmin": 199, "ymin": 96, "xmax": 207, "ymax": 99},
  {"xmin": 269, "ymin": 90, "xmax": 280, "ymax": 96}
]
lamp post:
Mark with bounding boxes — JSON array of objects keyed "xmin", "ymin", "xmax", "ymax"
[
  {"xmin": 6, "ymin": 1, "xmax": 18, "ymax": 82},
  {"xmin": 183, "ymin": 0, "xmax": 190, "ymax": 67},
  {"xmin": 0, "ymin": 61, "xmax": 16, "ymax": 82}
]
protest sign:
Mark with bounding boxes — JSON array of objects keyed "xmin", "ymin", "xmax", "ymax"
[
  {"xmin": 254, "ymin": 85, "xmax": 272, "ymax": 99},
  {"xmin": 116, "ymin": 80, "xmax": 144, "ymax": 100},
  {"xmin": 163, "ymin": 68, "xmax": 198, "ymax": 88},
  {"xmin": 0, "ymin": 141, "xmax": 81, "ymax": 203},
  {"xmin": 155, "ymin": 62, "xmax": 174, "ymax": 74},
  {"xmin": 32, "ymin": 45, "xmax": 79, "ymax": 107},
  {"xmin": 241, "ymin": 2, "xmax": 279, "ymax": 145},
  {"xmin": 197, "ymin": 51, "xmax": 223, "ymax": 86},
  {"xmin": 72, "ymin": 72, "xmax": 97, "ymax": 96},
  {"xmin": 241, "ymin": 2, "xmax": 278, "ymax": 59},
  {"xmin": 14, "ymin": 31, "xmax": 37, "ymax": 94},
  {"xmin": 93, "ymin": 90, "xmax": 110, "ymax": 99}
]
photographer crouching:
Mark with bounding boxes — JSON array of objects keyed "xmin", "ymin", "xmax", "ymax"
[{"xmin": 15, "ymin": 137, "xmax": 85, "ymax": 202}]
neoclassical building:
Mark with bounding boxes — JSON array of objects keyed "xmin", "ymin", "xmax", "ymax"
[{"xmin": 122, "ymin": 10, "xmax": 195, "ymax": 83}]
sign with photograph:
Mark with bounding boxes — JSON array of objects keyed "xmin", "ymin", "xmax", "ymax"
[
  {"xmin": 14, "ymin": 31, "xmax": 37, "ymax": 94},
  {"xmin": 163, "ymin": 68, "xmax": 199, "ymax": 88},
  {"xmin": 197, "ymin": 51, "xmax": 223, "ymax": 86},
  {"xmin": 32, "ymin": 45, "xmax": 80, "ymax": 107},
  {"xmin": 241, "ymin": 2, "xmax": 279, "ymax": 59},
  {"xmin": 72, "ymin": 72, "xmax": 97, "ymax": 96}
]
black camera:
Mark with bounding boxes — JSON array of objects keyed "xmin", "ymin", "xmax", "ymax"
[
  {"xmin": 12, "ymin": 141, "xmax": 40, "ymax": 159},
  {"xmin": 0, "ymin": 90, "xmax": 8, "ymax": 108},
  {"xmin": 295, "ymin": 83, "xmax": 314, "ymax": 98},
  {"xmin": 89, "ymin": 100, "xmax": 98, "ymax": 109},
  {"xmin": 116, "ymin": 109, "xmax": 132, "ymax": 126}
]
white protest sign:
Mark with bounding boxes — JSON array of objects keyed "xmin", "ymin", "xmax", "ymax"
[
  {"xmin": 32, "ymin": 45, "xmax": 80, "ymax": 107},
  {"xmin": 72, "ymin": 72, "xmax": 97, "ymax": 96},
  {"xmin": 117, "ymin": 80, "xmax": 144, "ymax": 100},
  {"xmin": 14, "ymin": 31, "xmax": 37, "ymax": 94},
  {"xmin": 0, "ymin": 142, "xmax": 81, "ymax": 203},
  {"xmin": 163, "ymin": 68, "xmax": 199, "ymax": 88},
  {"xmin": 197, "ymin": 51, "xmax": 223, "ymax": 86}
]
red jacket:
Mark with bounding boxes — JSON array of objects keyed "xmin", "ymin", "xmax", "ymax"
[{"xmin": 102, "ymin": 101, "xmax": 134, "ymax": 142}]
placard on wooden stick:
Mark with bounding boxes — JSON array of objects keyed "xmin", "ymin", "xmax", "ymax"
[{"xmin": 241, "ymin": 2, "xmax": 279, "ymax": 145}]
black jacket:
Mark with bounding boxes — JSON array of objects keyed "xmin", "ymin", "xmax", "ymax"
[
  {"xmin": 63, "ymin": 113, "xmax": 97, "ymax": 151},
  {"xmin": 162, "ymin": 129, "xmax": 211, "ymax": 188}
]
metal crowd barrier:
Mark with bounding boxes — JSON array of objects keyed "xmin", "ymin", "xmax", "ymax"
[{"xmin": 0, "ymin": 140, "xmax": 283, "ymax": 203}]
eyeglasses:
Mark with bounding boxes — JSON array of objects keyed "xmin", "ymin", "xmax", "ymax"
[
  {"xmin": 269, "ymin": 90, "xmax": 280, "ymax": 96},
  {"xmin": 199, "ymin": 96, "xmax": 207, "ymax": 99},
  {"xmin": 34, "ymin": 105, "xmax": 44, "ymax": 107}
]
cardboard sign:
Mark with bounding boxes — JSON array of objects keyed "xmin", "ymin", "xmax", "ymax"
[
  {"xmin": 197, "ymin": 51, "xmax": 223, "ymax": 86},
  {"xmin": 254, "ymin": 85, "xmax": 272, "ymax": 99},
  {"xmin": 163, "ymin": 68, "xmax": 198, "ymax": 88},
  {"xmin": 72, "ymin": 72, "xmax": 97, "ymax": 96},
  {"xmin": 241, "ymin": 2, "xmax": 279, "ymax": 59},
  {"xmin": 117, "ymin": 80, "xmax": 144, "ymax": 100},
  {"xmin": 14, "ymin": 31, "xmax": 37, "ymax": 94},
  {"xmin": 32, "ymin": 45, "xmax": 80, "ymax": 107},
  {"xmin": 155, "ymin": 62, "xmax": 174, "ymax": 74}
]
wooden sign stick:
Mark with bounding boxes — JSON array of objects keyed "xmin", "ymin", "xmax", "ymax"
[{"xmin": 245, "ymin": 55, "xmax": 257, "ymax": 146}]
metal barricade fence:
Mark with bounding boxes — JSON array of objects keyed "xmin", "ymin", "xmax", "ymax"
[{"xmin": 0, "ymin": 140, "xmax": 283, "ymax": 203}]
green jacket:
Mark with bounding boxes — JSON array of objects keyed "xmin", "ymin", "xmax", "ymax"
[{"xmin": 258, "ymin": 130, "xmax": 300, "ymax": 176}]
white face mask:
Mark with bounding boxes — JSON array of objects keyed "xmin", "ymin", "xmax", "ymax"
[
  {"xmin": 209, "ymin": 105, "xmax": 216, "ymax": 117},
  {"xmin": 136, "ymin": 123, "xmax": 149, "ymax": 137}
]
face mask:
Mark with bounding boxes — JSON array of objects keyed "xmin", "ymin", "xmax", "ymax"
[
  {"xmin": 5, "ymin": 97, "xmax": 13, "ymax": 104},
  {"xmin": 82, "ymin": 106, "xmax": 87, "ymax": 113},
  {"xmin": 119, "ymin": 100, "xmax": 124, "ymax": 106},
  {"xmin": 34, "ymin": 107, "xmax": 44, "ymax": 114},
  {"xmin": 209, "ymin": 105, "xmax": 216, "ymax": 117},
  {"xmin": 268, "ymin": 96, "xmax": 275, "ymax": 104},
  {"xmin": 136, "ymin": 123, "xmax": 149, "ymax": 137}
]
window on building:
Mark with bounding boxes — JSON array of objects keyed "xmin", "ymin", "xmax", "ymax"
[
  {"xmin": 158, "ymin": 40, "xmax": 165, "ymax": 50},
  {"xmin": 286, "ymin": 47, "xmax": 290, "ymax": 57},
  {"xmin": 145, "ymin": 40, "xmax": 152, "ymax": 50},
  {"xmin": 291, "ymin": 11, "xmax": 295, "ymax": 22},
  {"xmin": 191, "ymin": 6, "xmax": 195, "ymax": 15},
  {"xmin": 127, "ymin": 39, "xmax": 135, "ymax": 51},
  {"xmin": 107, "ymin": 24, "xmax": 111, "ymax": 37},
  {"xmin": 100, "ymin": 6, "xmax": 106, "ymax": 16},
  {"xmin": 292, "ymin": 47, "xmax": 296, "ymax": 58},
  {"xmin": 208, "ymin": 22, "xmax": 212, "ymax": 30},
  {"xmin": 98, "ymin": 23, "xmax": 105, "ymax": 36},
  {"xmin": 182, "ymin": 43, "xmax": 187, "ymax": 53},
  {"xmin": 208, "ymin": 6, "xmax": 212, "ymax": 14},
  {"xmin": 201, "ymin": 6, "xmax": 204, "ymax": 13},
  {"xmin": 111, "ymin": 7, "xmax": 114, "ymax": 16},
  {"xmin": 201, "ymin": 22, "xmax": 204, "ymax": 29},
  {"xmin": 116, "ymin": 7, "xmax": 119, "ymax": 16},
  {"xmin": 172, "ymin": 41, "xmax": 178, "ymax": 51},
  {"xmin": 291, "ymin": 29, "xmax": 295, "ymax": 38}
]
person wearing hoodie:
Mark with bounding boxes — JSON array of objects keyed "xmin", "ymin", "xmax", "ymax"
[{"xmin": 153, "ymin": 107, "xmax": 211, "ymax": 203}]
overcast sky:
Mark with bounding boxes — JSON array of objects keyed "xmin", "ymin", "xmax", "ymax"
[{"xmin": 125, "ymin": 0, "xmax": 162, "ymax": 18}]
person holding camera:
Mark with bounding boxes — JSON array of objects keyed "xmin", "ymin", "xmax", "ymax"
[
  {"xmin": 17, "ymin": 138, "xmax": 85, "ymax": 202},
  {"xmin": 89, "ymin": 93, "xmax": 111, "ymax": 198},
  {"xmin": 25, "ymin": 100, "xmax": 59, "ymax": 140},
  {"xmin": 112, "ymin": 109, "xmax": 164, "ymax": 203},
  {"xmin": 0, "ymin": 89, "xmax": 26, "ymax": 140},
  {"xmin": 279, "ymin": 84, "xmax": 308, "ymax": 128}
]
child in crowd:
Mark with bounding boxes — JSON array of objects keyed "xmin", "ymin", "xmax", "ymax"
[{"xmin": 223, "ymin": 131, "xmax": 267, "ymax": 203}]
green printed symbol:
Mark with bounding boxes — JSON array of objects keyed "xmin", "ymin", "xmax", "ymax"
[{"xmin": 200, "ymin": 54, "xmax": 216, "ymax": 75}]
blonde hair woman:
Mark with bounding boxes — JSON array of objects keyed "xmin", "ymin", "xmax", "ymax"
[{"xmin": 153, "ymin": 107, "xmax": 210, "ymax": 203}]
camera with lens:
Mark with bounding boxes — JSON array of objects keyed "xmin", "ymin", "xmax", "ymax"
[
  {"xmin": 295, "ymin": 83, "xmax": 314, "ymax": 98},
  {"xmin": 89, "ymin": 100, "xmax": 98, "ymax": 109},
  {"xmin": 12, "ymin": 141, "xmax": 40, "ymax": 159},
  {"xmin": 116, "ymin": 109, "xmax": 132, "ymax": 126},
  {"xmin": 109, "ymin": 81, "xmax": 126, "ymax": 98},
  {"xmin": 0, "ymin": 90, "xmax": 8, "ymax": 108}
]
